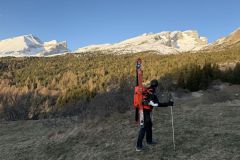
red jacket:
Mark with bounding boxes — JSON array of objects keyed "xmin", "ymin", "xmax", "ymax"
[
  {"xmin": 134, "ymin": 86, "xmax": 170, "ymax": 111},
  {"xmin": 134, "ymin": 86, "xmax": 152, "ymax": 110}
]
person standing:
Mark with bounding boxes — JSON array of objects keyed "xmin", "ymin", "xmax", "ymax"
[{"xmin": 136, "ymin": 79, "xmax": 174, "ymax": 151}]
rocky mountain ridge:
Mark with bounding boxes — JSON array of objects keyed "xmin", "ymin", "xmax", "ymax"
[
  {"xmin": 204, "ymin": 28, "xmax": 240, "ymax": 50},
  {"xmin": 0, "ymin": 34, "xmax": 69, "ymax": 57},
  {"xmin": 1, "ymin": 28, "xmax": 240, "ymax": 57},
  {"xmin": 75, "ymin": 30, "xmax": 208, "ymax": 54}
]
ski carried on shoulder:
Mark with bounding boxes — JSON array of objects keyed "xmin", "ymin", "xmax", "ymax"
[{"xmin": 134, "ymin": 58, "xmax": 144, "ymax": 128}]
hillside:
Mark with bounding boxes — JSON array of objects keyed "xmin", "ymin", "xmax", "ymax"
[
  {"xmin": 0, "ymin": 42, "xmax": 240, "ymax": 120},
  {"xmin": 204, "ymin": 28, "xmax": 240, "ymax": 51},
  {"xmin": 0, "ymin": 84, "xmax": 240, "ymax": 160}
]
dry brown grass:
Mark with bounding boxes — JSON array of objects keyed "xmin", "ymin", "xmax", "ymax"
[{"xmin": 0, "ymin": 85, "xmax": 240, "ymax": 160}]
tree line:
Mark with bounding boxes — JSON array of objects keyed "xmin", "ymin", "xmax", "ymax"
[{"xmin": 0, "ymin": 43, "xmax": 239, "ymax": 120}]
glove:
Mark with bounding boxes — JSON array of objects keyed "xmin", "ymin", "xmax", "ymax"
[
  {"xmin": 142, "ymin": 100, "xmax": 149, "ymax": 106},
  {"xmin": 169, "ymin": 100, "xmax": 174, "ymax": 106},
  {"xmin": 149, "ymin": 100, "xmax": 158, "ymax": 107}
]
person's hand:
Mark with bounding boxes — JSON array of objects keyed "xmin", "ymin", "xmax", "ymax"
[{"xmin": 149, "ymin": 101, "xmax": 158, "ymax": 107}]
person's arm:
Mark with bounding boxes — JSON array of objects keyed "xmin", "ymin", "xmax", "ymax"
[
  {"xmin": 153, "ymin": 95, "xmax": 174, "ymax": 107},
  {"xmin": 142, "ymin": 91, "xmax": 159, "ymax": 107},
  {"xmin": 143, "ymin": 90, "xmax": 174, "ymax": 107},
  {"xmin": 158, "ymin": 101, "xmax": 173, "ymax": 107}
]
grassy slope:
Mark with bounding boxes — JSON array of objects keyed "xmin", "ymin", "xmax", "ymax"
[{"xmin": 1, "ymin": 84, "xmax": 240, "ymax": 160}]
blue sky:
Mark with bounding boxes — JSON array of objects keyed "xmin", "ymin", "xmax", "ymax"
[{"xmin": 0, "ymin": 0, "xmax": 240, "ymax": 50}]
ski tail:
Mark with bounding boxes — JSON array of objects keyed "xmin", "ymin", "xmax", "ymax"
[{"xmin": 135, "ymin": 108, "xmax": 139, "ymax": 122}]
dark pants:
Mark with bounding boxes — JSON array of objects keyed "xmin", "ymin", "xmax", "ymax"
[{"xmin": 137, "ymin": 109, "xmax": 152, "ymax": 147}]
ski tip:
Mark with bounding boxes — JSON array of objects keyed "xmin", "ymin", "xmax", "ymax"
[{"xmin": 136, "ymin": 58, "xmax": 142, "ymax": 63}]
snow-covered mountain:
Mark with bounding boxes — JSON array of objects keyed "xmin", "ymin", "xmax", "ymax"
[
  {"xmin": 75, "ymin": 30, "xmax": 208, "ymax": 54},
  {"xmin": 2, "ymin": 28, "xmax": 240, "ymax": 57},
  {"xmin": 0, "ymin": 34, "xmax": 69, "ymax": 57}
]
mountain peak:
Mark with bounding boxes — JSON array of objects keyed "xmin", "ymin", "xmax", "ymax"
[
  {"xmin": 0, "ymin": 34, "xmax": 69, "ymax": 57},
  {"xmin": 75, "ymin": 30, "xmax": 208, "ymax": 54}
]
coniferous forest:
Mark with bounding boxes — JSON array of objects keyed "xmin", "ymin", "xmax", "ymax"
[{"xmin": 0, "ymin": 44, "xmax": 240, "ymax": 120}]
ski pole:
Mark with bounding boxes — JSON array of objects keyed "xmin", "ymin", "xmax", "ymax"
[
  {"xmin": 170, "ymin": 105, "xmax": 176, "ymax": 150},
  {"xmin": 167, "ymin": 57, "xmax": 175, "ymax": 150}
]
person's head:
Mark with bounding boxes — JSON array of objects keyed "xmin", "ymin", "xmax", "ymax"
[{"xmin": 150, "ymin": 79, "xmax": 158, "ymax": 88}]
